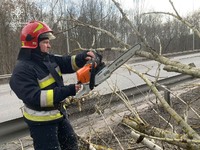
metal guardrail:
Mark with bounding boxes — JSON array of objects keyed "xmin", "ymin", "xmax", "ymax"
[
  {"xmin": 0, "ymin": 74, "xmax": 194, "ymax": 145},
  {"xmin": 0, "ymin": 118, "xmax": 29, "ymax": 144},
  {"xmin": 0, "ymin": 74, "xmax": 11, "ymax": 79}
]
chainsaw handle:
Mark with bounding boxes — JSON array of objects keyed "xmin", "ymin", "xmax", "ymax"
[{"xmin": 74, "ymin": 83, "xmax": 90, "ymax": 98}]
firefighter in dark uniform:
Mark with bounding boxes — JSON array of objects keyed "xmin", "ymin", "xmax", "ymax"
[{"xmin": 9, "ymin": 20, "xmax": 96, "ymax": 150}]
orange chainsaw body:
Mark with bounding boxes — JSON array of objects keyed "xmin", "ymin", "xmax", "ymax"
[{"xmin": 76, "ymin": 64, "xmax": 92, "ymax": 84}]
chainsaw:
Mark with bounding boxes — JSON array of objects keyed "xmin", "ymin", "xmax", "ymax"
[{"xmin": 75, "ymin": 43, "xmax": 142, "ymax": 98}]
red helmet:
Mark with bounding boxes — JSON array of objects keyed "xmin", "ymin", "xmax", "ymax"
[{"xmin": 20, "ymin": 20, "xmax": 55, "ymax": 49}]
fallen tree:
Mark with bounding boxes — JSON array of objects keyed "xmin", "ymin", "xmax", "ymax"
[{"xmin": 67, "ymin": 0, "xmax": 200, "ymax": 149}]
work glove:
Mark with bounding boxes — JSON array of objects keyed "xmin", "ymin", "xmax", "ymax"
[
  {"xmin": 53, "ymin": 84, "xmax": 76, "ymax": 104},
  {"xmin": 75, "ymin": 50, "xmax": 95, "ymax": 67}
]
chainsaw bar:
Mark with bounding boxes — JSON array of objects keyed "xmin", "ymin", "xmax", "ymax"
[{"xmin": 95, "ymin": 43, "xmax": 142, "ymax": 85}]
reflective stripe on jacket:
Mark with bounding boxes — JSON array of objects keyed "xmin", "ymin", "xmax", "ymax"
[{"xmin": 23, "ymin": 105, "xmax": 63, "ymax": 122}]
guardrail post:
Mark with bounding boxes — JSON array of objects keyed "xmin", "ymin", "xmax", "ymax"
[
  {"xmin": 157, "ymin": 84, "xmax": 172, "ymax": 106},
  {"xmin": 163, "ymin": 85, "xmax": 171, "ymax": 106}
]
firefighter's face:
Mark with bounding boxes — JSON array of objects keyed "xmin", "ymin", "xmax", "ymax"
[{"xmin": 39, "ymin": 39, "xmax": 51, "ymax": 53}]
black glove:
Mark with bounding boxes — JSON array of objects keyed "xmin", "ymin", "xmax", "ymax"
[
  {"xmin": 75, "ymin": 50, "xmax": 90, "ymax": 67},
  {"xmin": 53, "ymin": 84, "xmax": 76, "ymax": 105}
]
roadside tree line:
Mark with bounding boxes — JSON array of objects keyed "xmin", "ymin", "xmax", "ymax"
[{"xmin": 0, "ymin": 0, "xmax": 200, "ymax": 75}]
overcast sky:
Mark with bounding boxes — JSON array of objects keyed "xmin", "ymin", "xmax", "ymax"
[{"xmin": 119, "ymin": 0, "xmax": 200, "ymax": 16}]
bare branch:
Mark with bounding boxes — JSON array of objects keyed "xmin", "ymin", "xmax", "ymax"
[
  {"xmin": 131, "ymin": 130, "xmax": 163, "ymax": 150},
  {"xmin": 95, "ymin": 106, "xmax": 125, "ymax": 150},
  {"xmin": 142, "ymin": 9, "xmax": 200, "ymax": 38},
  {"xmin": 123, "ymin": 116, "xmax": 200, "ymax": 149},
  {"xmin": 111, "ymin": 0, "xmax": 148, "ymax": 46},
  {"xmin": 135, "ymin": 48, "xmax": 200, "ymax": 78},
  {"xmin": 69, "ymin": 18, "xmax": 130, "ymax": 48},
  {"xmin": 124, "ymin": 64, "xmax": 200, "ymax": 140}
]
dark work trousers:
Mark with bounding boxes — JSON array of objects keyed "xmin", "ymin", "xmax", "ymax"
[{"xmin": 27, "ymin": 118, "xmax": 78, "ymax": 150}]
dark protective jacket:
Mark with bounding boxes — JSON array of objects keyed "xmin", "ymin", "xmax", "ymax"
[{"xmin": 9, "ymin": 48, "xmax": 86, "ymax": 124}]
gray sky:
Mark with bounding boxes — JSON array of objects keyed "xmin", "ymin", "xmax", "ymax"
[{"xmin": 119, "ymin": 0, "xmax": 200, "ymax": 16}]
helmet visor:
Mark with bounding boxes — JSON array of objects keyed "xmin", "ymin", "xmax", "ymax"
[{"xmin": 39, "ymin": 32, "xmax": 56, "ymax": 40}]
